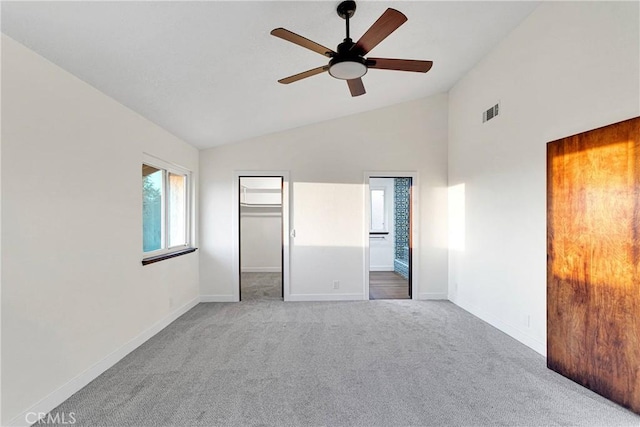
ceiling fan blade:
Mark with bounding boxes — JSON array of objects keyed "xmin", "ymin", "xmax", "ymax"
[
  {"xmin": 352, "ymin": 9, "xmax": 407, "ymax": 56},
  {"xmin": 270, "ymin": 28, "xmax": 335, "ymax": 57},
  {"xmin": 367, "ymin": 58, "xmax": 433, "ymax": 73},
  {"xmin": 347, "ymin": 78, "xmax": 366, "ymax": 97},
  {"xmin": 278, "ymin": 66, "xmax": 329, "ymax": 84}
]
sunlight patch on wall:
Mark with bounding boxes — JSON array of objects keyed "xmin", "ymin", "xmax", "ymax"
[
  {"xmin": 448, "ymin": 183, "xmax": 466, "ymax": 251},
  {"xmin": 292, "ymin": 182, "xmax": 363, "ymax": 248}
]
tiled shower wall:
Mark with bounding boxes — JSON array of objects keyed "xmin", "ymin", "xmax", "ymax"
[{"xmin": 394, "ymin": 178, "xmax": 411, "ymax": 278}]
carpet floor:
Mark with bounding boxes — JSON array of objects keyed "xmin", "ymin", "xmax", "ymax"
[
  {"xmin": 47, "ymin": 283, "xmax": 639, "ymax": 426},
  {"xmin": 241, "ymin": 272, "xmax": 282, "ymax": 301}
]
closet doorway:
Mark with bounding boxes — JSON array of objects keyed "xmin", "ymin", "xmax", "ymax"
[
  {"xmin": 365, "ymin": 174, "xmax": 416, "ymax": 300},
  {"xmin": 238, "ymin": 176, "xmax": 284, "ymax": 301}
]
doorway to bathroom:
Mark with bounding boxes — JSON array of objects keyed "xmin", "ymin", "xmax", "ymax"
[{"xmin": 366, "ymin": 175, "xmax": 413, "ymax": 300}]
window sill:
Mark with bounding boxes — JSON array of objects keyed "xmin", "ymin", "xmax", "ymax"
[{"xmin": 142, "ymin": 247, "xmax": 198, "ymax": 266}]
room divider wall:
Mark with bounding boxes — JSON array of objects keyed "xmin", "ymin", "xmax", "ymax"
[{"xmin": 547, "ymin": 116, "xmax": 640, "ymax": 414}]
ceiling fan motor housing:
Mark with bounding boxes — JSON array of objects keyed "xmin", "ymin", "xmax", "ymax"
[{"xmin": 328, "ymin": 37, "xmax": 367, "ymax": 80}]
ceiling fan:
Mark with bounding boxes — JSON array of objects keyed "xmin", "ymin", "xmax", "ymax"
[{"xmin": 270, "ymin": 0, "xmax": 433, "ymax": 97}]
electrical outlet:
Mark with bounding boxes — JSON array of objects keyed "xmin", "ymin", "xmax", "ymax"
[
  {"xmin": 333, "ymin": 280, "xmax": 340, "ymax": 290},
  {"xmin": 169, "ymin": 297, "xmax": 174, "ymax": 308}
]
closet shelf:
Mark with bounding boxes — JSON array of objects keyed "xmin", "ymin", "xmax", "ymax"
[{"xmin": 240, "ymin": 203, "xmax": 282, "ymax": 208}]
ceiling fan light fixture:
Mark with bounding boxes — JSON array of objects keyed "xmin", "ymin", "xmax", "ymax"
[{"xmin": 328, "ymin": 60, "xmax": 367, "ymax": 80}]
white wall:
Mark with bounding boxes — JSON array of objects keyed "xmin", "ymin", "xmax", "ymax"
[
  {"xmin": 448, "ymin": 1, "xmax": 640, "ymax": 355},
  {"xmin": 1, "ymin": 36, "xmax": 200, "ymax": 425},
  {"xmin": 200, "ymin": 94, "xmax": 449, "ymax": 301},
  {"xmin": 241, "ymin": 208, "xmax": 282, "ymax": 272},
  {"xmin": 368, "ymin": 177, "xmax": 394, "ymax": 271}
]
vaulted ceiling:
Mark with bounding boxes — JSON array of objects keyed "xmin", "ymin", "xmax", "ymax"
[{"xmin": 1, "ymin": 1, "xmax": 539, "ymax": 149}]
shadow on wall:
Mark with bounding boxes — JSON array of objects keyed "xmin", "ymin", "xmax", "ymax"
[{"xmin": 200, "ymin": 244, "xmax": 367, "ymax": 296}]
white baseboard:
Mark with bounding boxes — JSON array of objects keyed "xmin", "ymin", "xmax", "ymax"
[
  {"xmin": 287, "ymin": 293, "xmax": 364, "ymax": 302},
  {"xmin": 240, "ymin": 267, "xmax": 281, "ymax": 273},
  {"xmin": 8, "ymin": 297, "xmax": 200, "ymax": 427},
  {"xmin": 418, "ymin": 292, "xmax": 448, "ymax": 300},
  {"xmin": 369, "ymin": 266, "xmax": 394, "ymax": 272},
  {"xmin": 451, "ymin": 296, "xmax": 546, "ymax": 356},
  {"xmin": 200, "ymin": 295, "xmax": 237, "ymax": 302}
]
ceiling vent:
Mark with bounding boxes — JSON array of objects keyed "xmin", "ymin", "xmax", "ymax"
[{"xmin": 483, "ymin": 103, "xmax": 499, "ymax": 123}]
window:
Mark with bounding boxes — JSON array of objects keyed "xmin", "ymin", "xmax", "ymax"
[
  {"xmin": 143, "ymin": 165, "xmax": 163, "ymax": 252},
  {"xmin": 142, "ymin": 156, "xmax": 193, "ymax": 262},
  {"xmin": 370, "ymin": 188, "xmax": 387, "ymax": 232}
]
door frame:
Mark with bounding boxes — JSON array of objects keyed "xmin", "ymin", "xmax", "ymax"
[
  {"xmin": 364, "ymin": 171, "xmax": 419, "ymax": 300},
  {"xmin": 233, "ymin": 170, "xmax": 291, "ymax": 302}
]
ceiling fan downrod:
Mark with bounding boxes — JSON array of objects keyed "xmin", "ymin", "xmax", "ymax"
[{"xmin": 337, "ymin": 0, "xmax": 356, "ymax": 46}]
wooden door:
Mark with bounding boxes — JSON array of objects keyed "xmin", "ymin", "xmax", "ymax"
[{"xmin": 547, "ymin": 116, "xmax": 640, "ymax": 413}]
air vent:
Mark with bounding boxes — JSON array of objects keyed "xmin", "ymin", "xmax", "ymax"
[{"xmin": 483, "ymin": 103, "xmax": 499, "ymax": 123}]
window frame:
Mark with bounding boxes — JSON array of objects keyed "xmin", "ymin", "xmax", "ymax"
[
  {"xmin": 369, "ymin": 186, "xmax": 388, "ymax": 233},
  {"xmin": 142, "ymin": 154, "xmax": 193, "ymax": 263}
]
